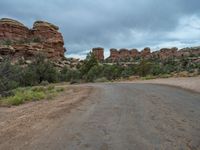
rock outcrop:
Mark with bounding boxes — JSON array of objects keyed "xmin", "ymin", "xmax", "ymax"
[
  {"xmin": 108, "ymin": 48, "xmax": 151, "ymax": 61},
  {"xmin": 109, "ymin": 48, "xmax": 139, "ymax": 61},
  {"xmin": 0, "ymin": 18, "xmax": 29, "ymax": 41},
  {"xmin": 0, "ymin": 18, "xmax": 65, "ymax": 61},
  {"xmin": 141, "ymin": 47, "xmax": 151, "ymax": 58},
  {"xmin": 106, "ymin": 46, "xmax": 200, "ymax": 62},
  {"xmin": 92, "ymin": 47, "xmax": 104, "ymax": 61}
]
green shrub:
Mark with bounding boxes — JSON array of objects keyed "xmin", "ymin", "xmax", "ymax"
[
  {"xmin": 137, "ymin": 60, "xmax": 153, "ymax": 77},
  {"xmin": 102, "ymin": 64, "xmax": 123, "ymax": 80},
  {"xmin": 85, "ymin": 65, "xmax": 103, "ymax": 82},
  {"xmin": 3, "ymin": 40, "xmax": 12, "ymax": 46},
  {"xmin": 27, "ymin": 54, "xmax": 59, "ymax": 84},
  {"xmin": 0, "ymin": 59, "xmax": 22, "ymax": 94},
  {"xmin": 0, "ymin": 86, "xmax": 65, "ymax": 106},
  {"xmin": 56, "ymin": 87, "xmax": 64, "ymax": 92},
  {"xmin": 47, "ymin": 85, "xmax": 55, "ymax": 91},
  {"xmin": 60, "ymin": 66, "xmax": 81, "ymax": 82},
  {"xmin": 94, "ymin": 77, "xmax": 108, "ymax": 83},
  {"xmin": 40, "ymin": 81, "xmax": 49, "ymax": 86},
  {"xmin": 141, "ymin": 75, "xmax": 157, "ymax": 80},
  {"xmin": 158, "ymin": 74, "xmax": 171, "ymax": 78},
  {"xmin": 32, "ymin": 86, "xmax": 46, "ymax": 92},
  {"xmin": 70, "ymin": 80, "xmax": 79, "ymax": 84},
  {"xmin": 31, "ymin": 91, "xmax": 46, "ymax": 101},
  {"xmin": 80, "ymin": 52, "xmax": 98, "ymax": 77},
  {"xmin": 121, "ymin": 67, "xmax": 134, "ymax": 78},
  {"xmin": 5, "ymin": 95, "xmax": 24, "ymax": 105},
  {"xmin": 32, "ymin": 37, "xmax": 41, "ymax": 43}
]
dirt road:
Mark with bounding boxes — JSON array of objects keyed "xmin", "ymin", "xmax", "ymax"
[{"xmin": 0, "ymin": 83, "xmax": 200, "ymax": 150}]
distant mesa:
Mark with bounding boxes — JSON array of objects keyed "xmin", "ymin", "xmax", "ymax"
[{"xmin": 0, "ymin": 18, "xmax": 65, "ymax": 60}]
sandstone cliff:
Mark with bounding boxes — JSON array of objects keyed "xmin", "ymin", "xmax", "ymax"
[
  {"xmin": 104, "ymin": 47, "xmax": 200, "ymax": 62},
  {"xmin": 0, "ymin": 18, "xmax": 66, "ymax": 61},
  {"xmin": 92, "ymin": 47, "xmax": 104, "ymax": 61}
]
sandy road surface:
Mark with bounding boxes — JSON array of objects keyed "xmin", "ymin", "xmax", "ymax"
[
  {"xmin": 0, "ymin": 83, "xmax": 200, "ymax": 150},
  {"xmin": 130, "ymin": 76, "xmax": 200, "ymax": 93}
]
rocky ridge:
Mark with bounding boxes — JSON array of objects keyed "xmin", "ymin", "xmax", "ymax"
[{"xmin": 92, "ymin": 47, "xmax": 200, "ymax": 62}]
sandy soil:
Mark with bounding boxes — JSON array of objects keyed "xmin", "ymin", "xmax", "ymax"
[
  {"xmin": 128, "ymin": 76, "xmax": 200, "ymax": 93},
  {"xmin": 0, "ymin": 85, "xmax": 92, "ymax": 150}
]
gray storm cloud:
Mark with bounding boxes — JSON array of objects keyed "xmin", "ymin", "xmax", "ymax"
[{"xmin": 0, "ymin": 0, "xmax": 200, "ymax": 58}]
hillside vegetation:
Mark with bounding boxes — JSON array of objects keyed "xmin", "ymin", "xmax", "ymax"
[{"xmin": 0, "ymin": 52, "xmax": 199, "ymax": 105}]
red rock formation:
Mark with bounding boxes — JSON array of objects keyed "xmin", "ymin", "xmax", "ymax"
[
  {"xmin": 107, "ymin": 46, "xmax": 200, "ymax": 62},
  {"xmin": 119, "ymin": 49, "xmax": 130, "ymax": 58},
  {"xmin": 130, "ymin": 49, "xmax": 139, "ymax": 57},
  {"xmin": 141, "ymin": 47, "xmax": 151, "ymax": 58},
  {"xmin": 0, "ymin": 18, "xmax": 65, "ymax": 60},
  {"xmin": 92, "ymin": 47, "xmax": 104, "ymax": 61},
  {"xmin": 0, "ymin": 18, "xmax": 29, "ymax": 41},
  {"xmin": 32, "ymin": 21, "xmax": 65, "ymax": 58},
  {"xmin": 109, "ymin": 48, "xmax": 119, "ymax": 60},
  {"xmin": 108, "ymin": 48, "xmax": 141, "ymax": 61},
  {"xmin": 158, "ymin": 47, "xmax": 178, "ymax": 59},
  {"xmin": 177, "ymin": 47, "xmax": 200, "ymax": 57}
]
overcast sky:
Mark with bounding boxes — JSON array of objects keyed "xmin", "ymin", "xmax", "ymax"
[{"xmin": 0, "ymin": 0, "xmax": 200, "ymax": 58}]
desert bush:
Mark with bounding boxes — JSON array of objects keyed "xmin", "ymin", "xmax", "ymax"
[
  {"xmin": 28, "ymin": 54, "xmax": 59, "ymax": 83},
  {"xmin": 80, "ymin": 52, "xmax": 98, "ymax": 77},
  {"xmin": 40, "ymin": 81, "xmax": 49, "ymax": 86},
  {"xmin": 121, "ymin": 67, "xmax": 134, "ymax": 78},
  {"xmin": 150, "ymin": 63, "xmax": 164, "ymax": 76},
  {"xmin": 102, "ymin": 64, "xmax": 123, "ymax": 80},
  {"xmin": 85, "ymin": 65, "xmax": 104, "ymax": 82},
  {"xmin": 141, "ymin": 75, "xmax": 157, "ymax": 80},
  {"xmin": 32, "ymin": 37, "xmax": 41, "ymax": 43},
  {"xmin": 0, "ymin": 59, "xmax": 22, "ymax": 95},
  {"xmin": 2, "ymin": 39, "xmax": 12, "ymax": 46},
  {"xmin": 0, "ymin": 86, "xmax": 65, "ymax": 106},
  {"xmin": 47, "ymin": 85, "xmax": 55, "ymax": 91},
  {"xmin": 0, "ymin": 54, "xmax": 61, "ymax": 95},
  {"xmin": 1, "ymin": 88, "xmax": 46, "ymax": 106},
  {"xmin": 137, "ymin": 60, "xmax": 153, "ymax": 77},
  {"xmin": 56, "ymin": 87, "xmax": 64, "ymax": 92},
  {"xmin": 60, "ymin": 66, "xmax": 81, "ymax": 82},
  {"xmin": 94, "ymin": 77, "xmax": 108, "ymax": 83}
]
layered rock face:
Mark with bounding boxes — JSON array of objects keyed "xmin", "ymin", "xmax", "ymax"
[
  {"xmin": 92, "ymin": 47, "xmax": 104, "ymax": 61},
  {"xmin": 107, "ymin": 47, "xmax": 200, "ymax": 62},
  {"xmin": 109, "ymin": 48, "xmax": 119, "ymax": 60},
  {"xmin": 0, "ymin": 18, "xmax": 65, "ymax": 60},
  {"xmin": 108, "ymin": 47, "xmax": 151, "ymax": 61},
  {"xmin": 31, "ymin": 21, "xmax": 65, "ymax": 58},
  {"xmin": 109, "ymin": 48, "xmax": 138, "ymax": 61},
  {"xmin": 0, "ymin": 18, "xmax": 29, "ymax": 41},
  {"xmin": 130, "ymin": 49, "xmax": 139, "ymax": 58},
  {"xmin": 141, "ymin": 47, "xmax": 151, "ymax": 58}
]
